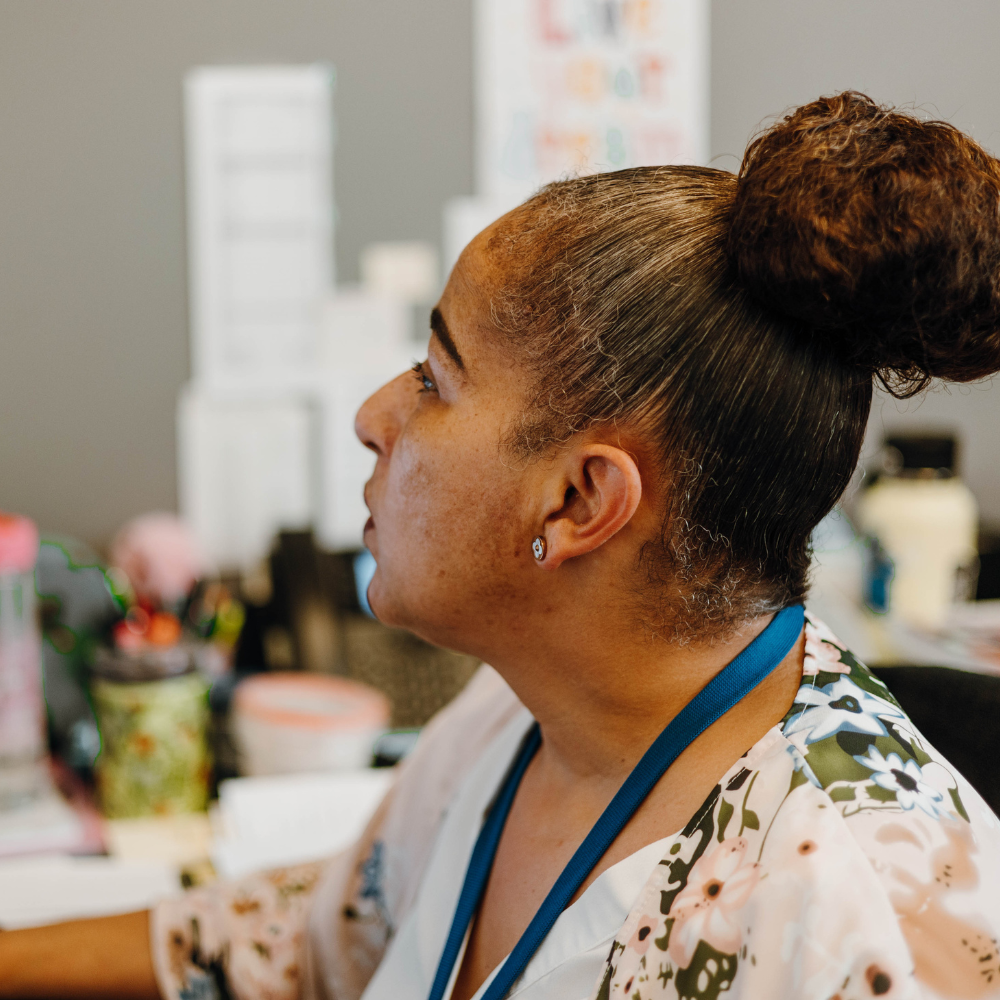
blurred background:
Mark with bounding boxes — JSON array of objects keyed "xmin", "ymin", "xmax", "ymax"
[
  {"xmin": 1, "ymin": 0, "xmax": 1000, "ymax": 928},
  {"xmin": 1, "ymin": 0, "xmax": 1000, "ymax": 545}
]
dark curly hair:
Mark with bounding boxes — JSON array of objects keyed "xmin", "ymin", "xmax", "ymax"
[
  {"xmin": 483, "ymin": 92, "xmax": 1000, "ymax": 639},
  {"xmin": 730, "ymin": 92, "xmax": 1000, "ymax": 395}
]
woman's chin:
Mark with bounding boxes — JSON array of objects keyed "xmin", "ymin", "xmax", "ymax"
[
  {"xmin": 364, "ymin": 575, "xmax": 399, "ymax": 628},
  {"xmin": 367, "ymin": 583, "xmax": 433, "ymax": 640}
]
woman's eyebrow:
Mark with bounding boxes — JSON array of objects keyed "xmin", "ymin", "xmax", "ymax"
[{"xmin": 430, "ymin": 307, "xmax": 465, "ymax": 371}]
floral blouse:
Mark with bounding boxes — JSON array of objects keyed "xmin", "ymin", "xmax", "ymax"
[{"xmin": 153, "ymin": 616, "xmax": 1000, "ymax": 1000}]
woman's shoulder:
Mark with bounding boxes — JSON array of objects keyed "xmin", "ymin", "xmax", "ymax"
[
  {"xmin": 304, "ymin": 665, "xmax": 527, "ymax": 1000},
  {"xmin": 594, "ymin": 615, "xmax": 1000, "ymax": 1000},
  {"xmin": 329, "ymin": 664, "xmax": 525, "ymax": 915},
  {"xmin": 780, "ymin": 614, "xmax": 999, "ymax": 866},
  {"xmin": 392, "ymin": 662, "xmax": 526, "ymax": 820}
]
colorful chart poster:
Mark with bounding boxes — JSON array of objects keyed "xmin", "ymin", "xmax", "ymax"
[{"xmin": 476, "ymin": 0, "xmax": 708, "ymax": 203}]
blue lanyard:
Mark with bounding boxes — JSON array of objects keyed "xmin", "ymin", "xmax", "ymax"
[{"xmin": 427, "ymin": 603, "xmax": 804, "ymax": 1000}]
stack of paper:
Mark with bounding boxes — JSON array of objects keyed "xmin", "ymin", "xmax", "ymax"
[
  {"xmin": 185, "ymin": 65, "xmax": 335, "ymax": 392},
  {"xmin": 0, "ymin": 790, "xmax": 86, "ymax": 859},
  {"xmin": 211, "ymin": 769, "xmax": 392, "ymax": 879},
  {"xmin": 179, "ymin": 66, "xmax": 419, "ymax": 569}
]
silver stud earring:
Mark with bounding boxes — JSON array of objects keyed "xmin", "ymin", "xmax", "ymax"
[{"xmin": 532, "ymin": 535, "xmax": 546, "ymax": 561}]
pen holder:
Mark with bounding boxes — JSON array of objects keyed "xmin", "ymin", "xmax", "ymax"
[{"xmin": 90, "ymin": 648, "xmax": 211, "ymax": 818}]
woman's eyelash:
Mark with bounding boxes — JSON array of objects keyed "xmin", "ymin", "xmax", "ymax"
[{"xmin": 411, "ymin": 360, "xmax": 436, "ymax": 393}]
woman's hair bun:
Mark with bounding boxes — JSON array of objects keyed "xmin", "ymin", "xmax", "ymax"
[{"xmin": 728, "ymin": 91, "xmax": 1000, "ymax": 394}]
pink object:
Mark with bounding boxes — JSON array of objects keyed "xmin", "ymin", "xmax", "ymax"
[
  {"xmin": 109, "ymin": 513, "xmax": 207, "ymax": 607},
  {"xmin": 0, "ymin": 514, "xmax": 39, "ymax": 575},
  {"xmin": 235, "ymin": 674, "xmax": 389, "ymax": 732},
  {"xmin": 0, "ymin": 513, "xmax": 45, "ymax": 806},
  {"xmin": 233, "ymin": 674, "xmax": 390, "ymax": 774},
  {"xmin": 0, "ymin": 627, "xmax": 44, "ymax": 768}
]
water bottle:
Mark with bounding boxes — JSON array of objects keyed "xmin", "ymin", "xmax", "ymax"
[
  {"xmin": 0, "ymin": 513, "xmax": 47, "ymax": 808},
  {"xmin": 857, "ymin": 435, "xmax": 978, "ymax": 631}
]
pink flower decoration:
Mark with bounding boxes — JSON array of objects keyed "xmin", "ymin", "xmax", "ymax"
[
  {"xmin": 109, "ymin": 513, "xmax": 207, "ymax": 607},
  {"xmin": 626, "ymin": 914, "xmax": 660, "ymax": 956},
  {"xmin": 667, "ymin": 837, "xmax": 760, "ymax": 968},
  {"xmin": 802, "ymin": 617, "xmax": 851, "ymax": 676}
]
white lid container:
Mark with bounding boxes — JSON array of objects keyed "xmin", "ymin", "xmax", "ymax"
[
  {"xmin": 858, "ymin": 476, "xmax": 978, "ymax": 630},
  {"xmin": 232, "ymin": 673, "xmax": 390, "ymax": 776}
]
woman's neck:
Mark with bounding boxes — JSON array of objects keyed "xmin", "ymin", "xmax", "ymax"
[{"xmin": 490, "ymin": 611, "xmax": 798, "ymax": 788}]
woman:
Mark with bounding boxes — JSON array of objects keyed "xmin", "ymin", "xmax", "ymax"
[{"xmin": 3, "ymin": 92, "xmax": 1000, "ymax": 1000}]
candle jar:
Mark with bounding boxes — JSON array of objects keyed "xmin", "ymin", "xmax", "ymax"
[{"xmin": 90, "ymin": 646, "xmax": 211, "ymax": 818}]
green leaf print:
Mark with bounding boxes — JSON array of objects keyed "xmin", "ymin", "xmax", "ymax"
[
  {"xmin": 788, "ymin": 767, "xmax": 810, "ymax": 793},
  {"xmin": 906, "ymin": 736, "xmax": 934, "ymax": 768},
  {"xmin": 866, "ymin": 783, "xmax": 897, "ymax": 803},
  {"xmin": 810, "ymin": 669, "xmax": 853, "ymax": 689},
  {"xmin": 828, "ymin": 785, "xmax": 856, "ymax": 802},
  {"xmin": 949, "ymin": 785, "xmax": 971, "ymax": 822},
  {"xmin": 849, "ymin": 664, "xmax": 903, "ymax": 707},
  {"xmin": 834, "ymin": 730, "xmax": 883, "ymax": 762},
  {"xmin": 738, "ymin": 772, "xmax": 759, "ymax": 834},
  {"xmin": 596, "ymin": 963, "xmax": 613, "ymax": 1000},
  {"xmin": 659, "ymin": 786, "xmax": 719, "ymax": 916},
  {"xmin": 716, "ymin": 799, "xmax": 734, "ymax": 842},
  {"xmin": 805, "ymin": 734, "xmax": 874, "ymax": 784},
  {"xmin": 674, "ymin": 941, "xmax": 737, "ymax": 1000},
  {"xmin": 654, "ymin": 918, "xmax": 674, "ymax": 952}
]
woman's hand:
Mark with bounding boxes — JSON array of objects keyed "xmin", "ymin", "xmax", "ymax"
[{"xmin": 0, "ymin": 910, "xmax": 159, "ymax": 999}]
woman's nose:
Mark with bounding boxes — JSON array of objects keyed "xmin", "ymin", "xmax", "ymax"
[{"xmin": 355, "ymin": 370, "xmax": 417, "ymax": 458}]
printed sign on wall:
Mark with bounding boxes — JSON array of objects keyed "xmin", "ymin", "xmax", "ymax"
[{"xmin": 476, "ymin": 0, "xmax": 708, "ymax": 203}]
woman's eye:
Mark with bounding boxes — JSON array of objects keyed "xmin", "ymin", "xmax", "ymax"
[{"xmin": 411, "ymin": 360, "xmax": 437, "ymax": 394}]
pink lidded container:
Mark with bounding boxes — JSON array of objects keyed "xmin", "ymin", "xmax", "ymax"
[
  {"xmin": 0, "ymin": 513, "xmax": 46, "ymax": 808},
  {"xmin": 232, "ymin": 673, "xmax": 390, "ymax": 776}
]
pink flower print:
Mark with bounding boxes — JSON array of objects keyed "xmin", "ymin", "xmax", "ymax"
[
  {"xmin": 667, "ymin": 837, "xmax": 760, "ymax": 968},
  {"xmin": 626, "ymin": 914, "xmax": 660, "ymax": 957},
  {"xmin": 802, "ymin": 617, "xmax": 851, "ymax": 676}
]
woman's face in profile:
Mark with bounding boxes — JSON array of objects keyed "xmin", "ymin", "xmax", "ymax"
[{"xmin": 355, "ymin": 225, "xmax": 539, "ymax": 654}]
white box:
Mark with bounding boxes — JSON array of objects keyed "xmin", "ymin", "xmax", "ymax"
[
  {"xmin": 316, "ymin": 291, "xmax": 413, "ymax": 549},
  {"xmin": 178, "ymin": 387, "xmax": 316, "ymax": 570},
  {"xmin": 185, "ymin": 65, "xmax": 335, "ymax": 391}
]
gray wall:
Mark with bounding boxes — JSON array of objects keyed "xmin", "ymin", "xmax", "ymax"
[
  {"xmin": 1, "ymin": 0, "xmax": 999, "ymax": 548},
  {"xmin": 0, "ymin": 0, "xmax": 473, "ymax": 546}
]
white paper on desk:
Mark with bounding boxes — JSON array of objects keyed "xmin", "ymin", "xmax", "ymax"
[
  {"xmin": 0, "ymin": 789, "xmax": 85, "ymax": 859},
  {"xmin": 0, "ymin": 855, "xmax": 179, "ymax": 930},
  {"xmin": 212, "ymin": 770, "xmax": 392, "ymax": 879}
]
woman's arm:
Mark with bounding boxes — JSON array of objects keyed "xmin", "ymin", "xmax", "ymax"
[
  {"xmin": 0, "ymin": 910, "xmax": 159, "ymax": 999},
  {"xmin": 0, "ymin": 666, "xmax": 521, "ymax": 1000}
]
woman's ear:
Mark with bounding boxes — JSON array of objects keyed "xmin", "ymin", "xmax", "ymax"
[{"xmin": 537, "ymin": 443, "xmax": 643, "ymax": 569}]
